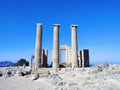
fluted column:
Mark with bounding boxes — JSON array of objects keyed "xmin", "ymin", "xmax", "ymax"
[
  {"xmin": 52, "ymin": 24, "xmax": 60, "ymax": 70},
  {"xmin": 71, "ymin": 24, "xmax": 78, "ymax": 68},
  {"xmin": 34, "ymin": 23, "xmax": 42, "ymax": 69}
]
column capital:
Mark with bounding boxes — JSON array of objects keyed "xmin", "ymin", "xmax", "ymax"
[
  {"xmin": 53, "ymin": 24, "xmax": 60, "ymax": 27},
  {"xmin": 70, "ymin": 24, "xmax": 78, "ymax": 28},
  {"xmin": 37, "ymin": 23, "xmax": 42, "ymax": 26}
]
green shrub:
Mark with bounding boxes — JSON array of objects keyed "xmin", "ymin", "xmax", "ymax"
[{"xmin": 13, "ymin": 59, "xmax": 29, "ymax": 66}]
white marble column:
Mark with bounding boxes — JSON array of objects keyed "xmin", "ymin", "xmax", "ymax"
[
  {"xmin": 34, "ymin": 23, "xmax": 42, "ymax": 69},
  {"xmin": 71, "ymin": 24, "xmax": 78, "ymax": 68},
  {"xmin": 52, "ymin": 24, "xmax": 60, "ymax": 70}
]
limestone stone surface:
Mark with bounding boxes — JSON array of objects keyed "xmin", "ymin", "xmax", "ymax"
[
  {"xmin": 71, "ymin": 25, "xmax": 78, "ymax": 68},
  {"xmin": 52, "ymin": 24, "xmax": 60, "ymax": 70},
  {"xmin": 34, "ymin": 23, "xmax": 42, "ymax": 69}
]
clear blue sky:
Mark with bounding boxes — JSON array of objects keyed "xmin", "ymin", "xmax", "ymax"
[{"xmin": 0, "ymin": 0, "xmax": 120, "ymax": 64}]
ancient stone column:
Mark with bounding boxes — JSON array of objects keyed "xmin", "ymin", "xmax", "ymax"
[
  {"xmin": 71, "ymin": 24, "xmax": 78, "ymax": 68},
  {"xmin": 30, "ymin": 54, "xmax": 33, "ymax": 70},
  {"xmin": 34, "ymin": 23, "xmax": 42, "ymax": 69},
  {"xmin": 41, "ymin": 49, "xmax": 44, "ymax": 67},
  {"xmin": 52, "ymin": 24, "xmax": 60, "ymax": 70}
]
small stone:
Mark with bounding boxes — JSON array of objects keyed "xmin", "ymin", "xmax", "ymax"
[
  {"xmin": 16, "ymin": 71, "xmax": 25, "ymax": 76},
  {"xmin": 5, "ymin": 71, "xmax": 12, "ymax": 77},
  {"xmin": 31, "ymin": 74, "xmax": 39, "ymax": 80}
]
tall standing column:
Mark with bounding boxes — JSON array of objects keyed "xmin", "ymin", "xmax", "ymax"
[
  {"xmin": 52, "ymin": 24, "xmax": 60, "ymax": 70},
  {"xmin": 34, "ymin": 23, "xmax": 42, "ymax": 69},
  {"xmin": 71, "ymin": 24, "xmax": 78, "ymax": 68}
]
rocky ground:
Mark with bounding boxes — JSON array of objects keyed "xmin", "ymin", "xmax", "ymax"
[{"xmin": 0, "ymin": 64, "xmax": 120, "ymax": 90}]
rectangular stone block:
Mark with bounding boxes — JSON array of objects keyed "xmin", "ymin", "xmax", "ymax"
[{"xmin": 80, "ymin": 49, "xmax": 89, "ymax": 67}]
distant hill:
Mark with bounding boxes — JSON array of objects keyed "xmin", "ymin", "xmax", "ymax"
[{"xmin": 0, "ymin": 61, "xmax": 14, "ymax": 67}]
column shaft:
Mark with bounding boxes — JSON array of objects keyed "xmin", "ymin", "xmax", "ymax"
[
  {"xmin": 34, "ymin": 23, "xmax": 42, "ymax": 68},
  {"xmin": 71, "ymin": 25, "xmax": 78, "ymax": 68},
  {"xmin": 52, "ymin": 24, "xmax": 60, "ymax": 70}
]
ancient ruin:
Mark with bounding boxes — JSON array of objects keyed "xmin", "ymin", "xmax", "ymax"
[{"xmin": 30, "ymin": 23, "xmax": 90, "ymax": 75}]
